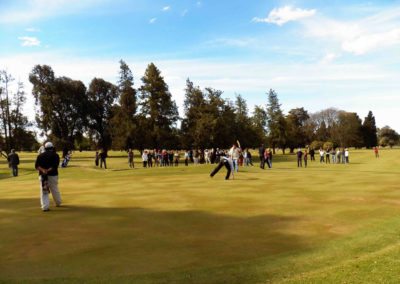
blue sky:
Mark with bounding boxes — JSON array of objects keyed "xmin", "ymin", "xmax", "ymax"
[{"xmin": 1, "ymin": 0, "xmax": 400, "ymax": 131}]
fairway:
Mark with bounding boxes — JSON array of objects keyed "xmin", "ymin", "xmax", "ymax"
[{"xmin": 1, "ymin": 149, "xmax": 400, "ymax": 283}]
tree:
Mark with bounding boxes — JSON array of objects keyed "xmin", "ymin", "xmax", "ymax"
[
  {"xmin": 336, "ymin": 112, "xmax": 364, "ymax": 147},
  {"xmin": 232, "ymin": 94, "xmax": 260, "ymax": 148},
  {"xmin": 266, "ymin": 89, "xmax": 287, "ymax": 153},
  {"xmin": 30, "ymin": 65, "xmax": 88, "ymax": 153},
  {"xmin": 0, "ymin": 71, "xmax": 14, "ymax": 150},
  {"xmin": 87, "ymin": 78, "xmax": 118, "ymax": 152},
  {"xmin": 111, "ymin": 60, "xmax": 137, "ymax": 149},
  {"xmin": 0, "ymin": 71, "xmax": 36, "ymax": 152},
  {"xmin": 251, "ymin": 105, "xmax": 267, "ymax": 146},
  {"xmin": 180, "ymin": 79, "xmax": 206, "ymax": 149},
  {"xmin": 139, "ymin": 63, "xmax": 179, "ymax": 149},
  {"xmin": 378, "ymin": 126, "xmax": 399, "ymax": 148},
  {"xmin": 362, "ymin": 111, "xmax": 378, "ymax": 148},
  {"xmin": 286, "ymin": 107, "xmax": 310, "ymax": 152}
]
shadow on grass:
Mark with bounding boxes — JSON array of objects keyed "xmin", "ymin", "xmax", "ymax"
[{"xmin": 0, "ymin": 198, "xmax": 311, "ymax": 283}]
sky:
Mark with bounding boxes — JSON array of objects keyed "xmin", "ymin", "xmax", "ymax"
[{"xmin": 0, "ymin": 0, "xmax": 400, "ymax": 131}]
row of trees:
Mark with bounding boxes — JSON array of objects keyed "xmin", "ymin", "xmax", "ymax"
[
  {"xmin": 0, "ymin": 71, "xmax": 38, "ymax": 152},
  {"xmin": 1, "ymin": 61, "xmax": 399, "ymax": 153}
]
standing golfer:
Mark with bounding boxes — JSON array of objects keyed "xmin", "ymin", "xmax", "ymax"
[
  {"xmin": 210, "ymin": 156, "xmax": 234, "ymax": 180},
  {"xmin": 128, "ymin": 149, "xmax": 134, "ymax": 168},
  {"xmin": 296, "ymin": 148, "xmax": 303, "ymax": 167},
  {"xmin": 8, "ymin": 149, "xmax": 20, "ymax": 177},
  {"xmin": 35, "ymin": 142, "xmax": 62, "ymax": 212}
]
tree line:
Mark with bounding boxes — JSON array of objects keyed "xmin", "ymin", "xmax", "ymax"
[{"xmin": 0, "ymin": 60, "xmax": 399, "ymax": 154}]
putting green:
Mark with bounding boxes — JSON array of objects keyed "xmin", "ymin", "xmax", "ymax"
[{"xmin": 1, "ymin": 149, "xmax": 400, "ymax": 283}]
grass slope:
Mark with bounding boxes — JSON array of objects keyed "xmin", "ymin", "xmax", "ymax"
[{"xmin": 0, "ymin": 149, "xmax": 399, "ymax": 283}]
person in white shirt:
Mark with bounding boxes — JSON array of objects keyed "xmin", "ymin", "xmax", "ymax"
[
  {"xmin": 229, "ymin": 144, "xmax": 241, "ymax": 172},
  {"xmin": 345, "ymin": 148, "xmax": 349, "ymax": 163},
  {"xmin": 204, "ymin": 149, "xmax": 211, "ymax": 164},
  {"xmin": 319, "ymin": 148, "xmax": 325, "ymax": 163},
  {"xmin": 142, "ymin": 150, "xmax": 148, "ymax": 168}
]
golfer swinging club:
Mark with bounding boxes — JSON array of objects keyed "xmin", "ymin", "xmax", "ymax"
[
  {"xmin": 210, "ymin": 152, "xmax": 234, "ymax": 180},
  {"xmin": 35, "ymin": 142, "xmax": 62, "ymax": 212}
]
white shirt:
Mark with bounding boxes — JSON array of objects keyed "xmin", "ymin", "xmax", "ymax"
[
  {"xmin": 142, "ymin": 153, "xmax": 148, "ymax": 161},
  {"xmin": 229, "ymin": 147, "xmax": 240, "ymax": 159}
]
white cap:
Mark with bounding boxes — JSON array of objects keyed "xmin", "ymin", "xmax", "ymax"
[{"xmin": 44, "ymin": 142, "xmax": 54, "ymax": 149}]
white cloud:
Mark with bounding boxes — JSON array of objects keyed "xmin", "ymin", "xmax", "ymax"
[
  {"xmin": 253, "ymin": 6, "xmax": 316, "ymax": 26},
  {"xmin": 149, "ymin": 17, "xmax": 157, "ymax": 24},
  {"xmin": 320, "ymin": 52, "xmax": 339, "ymax": 64},
  {"xmin": 196, "ymin": 1, "xmax": 202, "ymax": 7},
  {"xmin": 25, "ymin": 27, "xmax": 40, "ymax": 32},
  {"xmin": 302, "ymin": 7, "xmax": 400, "ymax": 55},
  {"xmin": 181, "ymin": 9, "xmax": 188, "ymax": 17},
  {"xmin": 162, "ymin": 6, "xmax": 170, "ymax": 12},
  {"xmin": 341, "ymin": 28, "xmax": 400, "ymax": 55},
  {"xmin": 18, "ymin": 36, "xmax": 41, "ymax": 47}
]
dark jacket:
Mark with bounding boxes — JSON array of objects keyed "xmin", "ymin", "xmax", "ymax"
[
  {"xmin": 35, "ymin": 150, "xmax": 60, "ymax": 176},
  {"xmin": 8, "ymin": 153, "xmax": 20, "ymax": 166}
]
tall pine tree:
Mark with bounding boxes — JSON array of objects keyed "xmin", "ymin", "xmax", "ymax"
[
  {"xmin": 139, "ymin": 63, "xmax": 179, "ymax": 148},
  {"xmin": 362, "ymin": 111, "xmax": 377, "ymax": 148},
  {"xmin": 266, "ymin": 89, "xmax": 287, "ymax": 153},
  {"xmin": 111, "ymin": 60, "xmax": 137, "ymax": 149}
]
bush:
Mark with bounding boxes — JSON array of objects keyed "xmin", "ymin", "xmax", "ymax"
[
  {"xmin": 310, "ymin": 140, "xmax": 324, "ymax": 150},
  {"xmin": 323, "ymin": 141, "xmax": 334, "ymax": 150}
]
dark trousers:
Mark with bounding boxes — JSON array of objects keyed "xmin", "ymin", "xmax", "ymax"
[
  {"xmin": 265, "ymin": 158, "xmax": 272, "ymax": 168},
  {"xmin": 185, "ymin": 158, "xmax": 188, "ymax": 166},
  {"xmin": 259, "ymin": 156, "xmax": 265, "ymax": 169},
  {"xmin": 143, "ymin": 161, "xmax": 148, "ymax": 168},
  {"xmin": 297, "ymin": 158, "xmax": 302, "ymax": 167},
  {"xmin": 11, "ymin": 166, "xmax": 18, "ymax": 177},
  {"xmin": 210, "ymin": 161, "xmax": 231, "ymax": 180},
  {"xmin": 100, "ymin": 158, "xmax": 107, "ymax": 169},
  {"xmin": 304, "ymin": 158, "xmax": 308, "ymax": 168},
  {"xmin": 310, "ymin": 154, "xmax": 315, "ymax": 161},
  {"xmin": 129, "ymin": 159, "xmax": 134, "ymax": 168},
  {"xmin": 326, "ymin": 155, "xmax": 330, "ymax": 164}
]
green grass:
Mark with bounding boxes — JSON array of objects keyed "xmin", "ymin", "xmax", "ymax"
[{"xmin": 0, "ymin": 149, "xmax": 400, "ymax": 283}]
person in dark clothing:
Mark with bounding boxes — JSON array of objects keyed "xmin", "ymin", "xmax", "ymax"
[
  {"xmin": 35, "ymin": 142, "xmax": 62, "ymax": 212},
  {"xmin": 210, "ymin": 156, "xmax": 234, "ymax": 180},
  {"xmin": 148, "ymin": 151, "xmax": 153, "ymax": 168},
  {"xmin": 325, "ymin": 149, "xmax": 330, "ymax": 164},
  {"xmin": 8, "ymin": 149, "xmax": 20, "ymax": 177},
  {"xmin": 310, "ymin": 149, "xmax": 315, "ymax": 161},
  {"xmin": 259, "ymin": 144, "xmax": 265, "ymax": 169},
  {"xmin": 128, "ymin": 149, "xmax": 134, "ymax": 168},
  {"xmin": 95, "ymin": 151, "xmax": 99, "ymax": 166},
  {"xmin": 297, "ymin": 148, "xmax": 303, "ymax": 167},
  {"xmin": 169, "ymin": 151, "xmax": 174, "ymax": 167},
  {"xmin": 100, "ymin": 150, "xmax": 107, "ymax": 169}
]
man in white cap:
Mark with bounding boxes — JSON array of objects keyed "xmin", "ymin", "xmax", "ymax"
[{"xmin": 35, "ymin": 142, "xmax": 62, "ymax": 212}]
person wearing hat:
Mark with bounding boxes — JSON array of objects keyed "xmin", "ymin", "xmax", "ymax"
[
  {"xmin": 35, "ymin": 142, "xmax": 62, "ymax": 212},
  {"xmin": 8, "ymin": 149, "xmax": 20, "ymax": 177}
]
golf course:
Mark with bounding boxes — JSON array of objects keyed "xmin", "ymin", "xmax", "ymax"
[{"xmin": 1, "ymin": 149, "xmax": 400, "ymax": 283}]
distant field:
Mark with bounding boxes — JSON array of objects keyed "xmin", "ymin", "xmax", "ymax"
[{"xmin": 1, "ymin": 149, "xmax": 400, "ymax": 283}]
